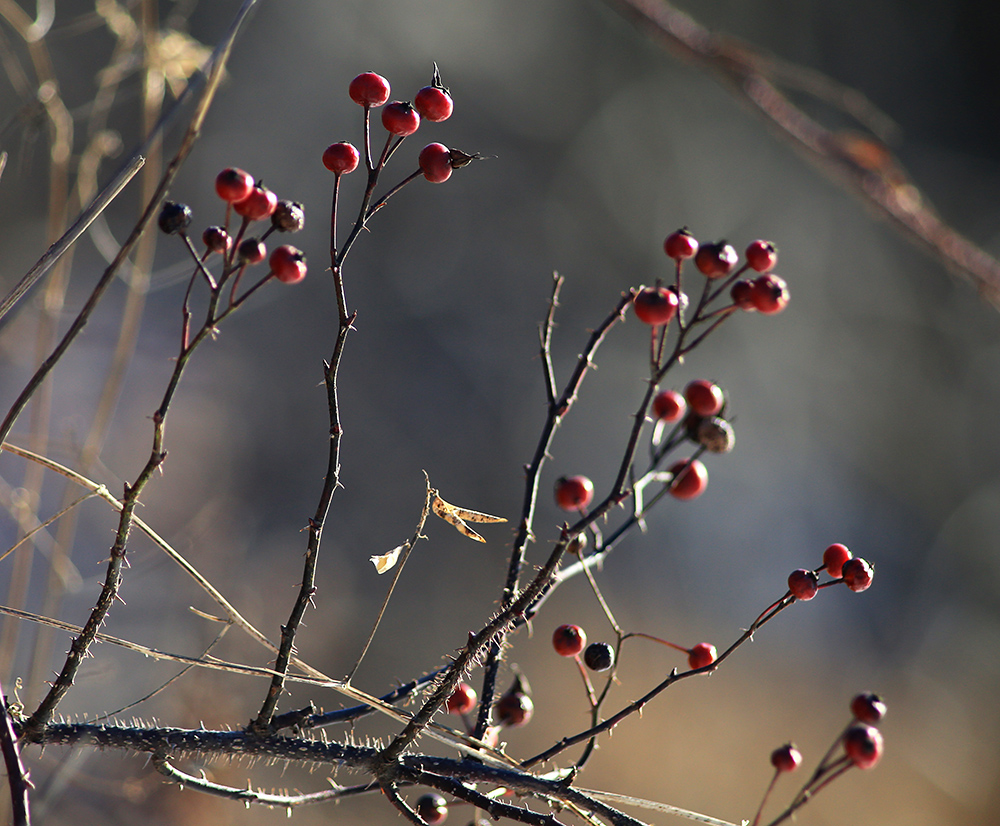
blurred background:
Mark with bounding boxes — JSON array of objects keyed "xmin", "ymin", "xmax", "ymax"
[{"xmin": 1, "ymin": 1, "xmax": 999, "ymax": 824}]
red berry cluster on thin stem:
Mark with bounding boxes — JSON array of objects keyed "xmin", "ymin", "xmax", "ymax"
[
  {"xmin": 753, "ymin": 694, "xmax": 886, "ymax": 825},
  {"xmin": 157, "ymin": 168, "xmax": 307, "ymax": 350}
]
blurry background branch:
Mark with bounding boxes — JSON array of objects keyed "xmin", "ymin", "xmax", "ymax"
[{"xmin": 606, "ymin": 0, "xmax": 1000, "ymax": 308}]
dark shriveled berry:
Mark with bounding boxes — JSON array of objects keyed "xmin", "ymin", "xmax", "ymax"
[
  {"xmin": 415, "ymin": 793, "xmax": 448, "ymax": 825},
  {"xmin": 583, "ymin": 642, "xmax": 615, "ymax": 672},
  {"xmin": 237, "ymin": 237, "xmax": 266, "ymax": 265},
  {"xmin": 271, "ymin": 200, "xmax": 304, "ymax": 233},
  {"xmin": 695, "ymin": 416, "xmax": 734, "ymax": 453},
  {"xmin": 158, "ymin": 201, "xmax": 192, "ymax": 235},
  {"xmin": 202, "ymin": 226, "xmax": 231, "ymax": 254}
]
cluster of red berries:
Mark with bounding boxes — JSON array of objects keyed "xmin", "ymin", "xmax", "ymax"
[
  {"xmin": 755, "ymin": 693, "xmax": 885, "ymax": 824},
  {"xmin": 786, "ymin": 543, "xmax": 874, "ymax": 601},
  {"xmin": 649, "ymin": 378, "xmax": 736, "ymax": 501},
  {"xmin": 632, "ymin": 230, "xmax": 789, "ymax": 329},
  {"xmin": 323, "ymin": 68, "xmax": 474, "ymax": 185},
  {"xmin": 158, "ymin": 167, "xmax": 307, "ymax": 286}
]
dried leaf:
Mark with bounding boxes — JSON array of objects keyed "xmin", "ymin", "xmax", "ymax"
[
  {"xmin": 432, "ymin": 494, "xmax": 507, "ymax": 543},
  {"xmin": 370, "ymin": 544, "xmax": 405, "ymax": 574}
]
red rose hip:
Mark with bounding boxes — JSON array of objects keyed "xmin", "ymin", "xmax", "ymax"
[
  {"xmin": 414, "ymin": 85, "xmax": 453, "ymax": 122},
  {"xmin": 652, "ymin": 389, "xmax": 686, "ymax": 422},
  {"xmin": 233, "ymin": 184, "xmax": 278, "ymax": 221},
  {"xmin": 269, "ymin": 245, "xmax": 307, "ymax": 284},
  {"xmin": 633, "ymin": 285, "xmax": 679, "ymax": 326},
  {"xmin": 667, "ymin": 459, "xmax": 708, "ymax": 500},
  {"xmin": 446, "ymin": 682, "xmax": 478, "ymax": 715},
  {"xmin": 322, "ymin": 142, "xmax": 360, "ymax": 175},
  {"xmin": 822, "ymin": 543, "xmax": 852, "ymax": 577},
  {"xmin": 215, "ymin": 167, "xmax": 254, "ymax": 203},
  {"xmin": 554, "ymin": 475, "xmax": 594, "ymax": 511},
  {"xmin": 694, "ymin": 241, "xmax": 738, "ymax": 278},
  {"xmin": 745, "ymin": 240, "xmax": 778, "ymax": 272},
  {"xmin": 382, "ymin": 101, "xmax": 421, "ymax": 136},
  {"xmin": 552, "ymin": 624, "xmax": 587, "ymax": 657},
  {"xmin": 495, "ymin": 691, "xmax": 533, "ymax": 727},
  {"xmin": 750, "ymin": 274, "xmax": 789, "ymax": 314},
  {"xmin": 851, "ymin": 692, "xmax": 887, "ymax": 724},
  {"xmin": 843, "ymin": 724, "xmax": 884, "ymax": 769},
  {"xmin": 770, "ymin": 744, "xmax": 803, "ymax": 773},
  {"xmin": 664, "ymin": 228, "xmax": 699, "ymax": 260},
  {"xmin": 349, "ymin": 72, "xmax": 390, "ymax": 107},
  {"xmin": 419, "ymin": 143, "xmax": 453, "ymax": 183},
  {"xmin": 788, "ymin": 568, "xmax": 820, "ymax": 601},
  {"xmin": 684, "ymin": 379, "xmax": 725, "ymax": 417},
  {"xmin": 687, "ymin": 642, "xmax": 717, "ymax": 669},
  {"xmin": 841, "ymin": 557, "xmax": 874, "ymax": 592}
]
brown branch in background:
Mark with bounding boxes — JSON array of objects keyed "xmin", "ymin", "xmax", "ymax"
[{"xmin": 604, "ymin": 0, "xmax": 1000, "ymax": 309}]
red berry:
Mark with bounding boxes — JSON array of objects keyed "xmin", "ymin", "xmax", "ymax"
[
  {"xmin": 446, "ymin": 682, "xmax": 478, "ymax": 715},
  {"xmin": 202, "ymin": 226, "xmax": 231, "ymax": 254},
  {"xmin": 382, "ymin": 101, "xmax": 421, "ymax": 136},
  {"xmin": 652, "ymin": 389, "xmax": 686, "ymax": 423},
  {"xmin": 745, "ymin": 240, "xmax": 778, "ymax": 272},
  {"xmin": 419, "ymin": 143, "xmax": 453, "ymax": 183},
  {"xmin": 822, "ymin": 543, "xmax": 852, "ymax": 577},
  {"xmin": 495, "ymin": 691, "xmax": 533, "ymax": 727},
  {"xmin": 233, "ymin": 184, "xmax": 277, "ymax": 221},
  {"xmin": 663, "ymin": 228, "xmax": 699, "ymax": 260},
  {"xmin": 684, "ymin": 379, "xmax": 725, "ymax": 417},
  {"xmin": 843, "ymin": 724, "xmax": 884, "ymax": 769},
  {"xmin": 322, "ymin": 142, "xmax": 360, "ymax": 175},
  {"xmin": 770, "ymin": 744, "xmax": 803, "ymax": 773},
  {"xmin": 237, "ymin": 237, "xmax": 266, "ymax": 265},
  {"xmin": 687, "ymin": 642, "xmax": 717, "ymax": 669},
  {"xmin": 851, "ymin": 692, "xmax": 887, "ymax": 724},
  {"xmin": 841, "ymin": 557, "xmax": 874, "ymax": 592},
  {"xmin": 750, "ymin": 274, "xmax": 789, "ymax": 314},
  {"xmin": 694, "ymin": 241, "xmax": 738, "ymax": 278},
  {"xmin": 269, "ymin": 245, "xmax": 307, "ymax": 284},
  {"xmin": 414, "ymin": 85, "xmax": 453, "ymax": 122},
  {"xmin": 349, "ymin": 72, "xmax": 390, "ymax": 107},
  {"xmin": 633, "ymin": 285, "xmax": 679, "ymax": 326},
  {"xmin": 552, "ymin": 624, "xmax": 587, "ymax": 657},
  {"xmin": 583, "ymin": 642, "xmax": 615, "ymax": 672},
  {"xmin": 215, "ymin": 167, "xmax": 254, "ymax": 203},
  {"xmin": 787, "ymin": 568, "xmax": 820, "ymax": 601},
  {"xmin": 667, "ymin": 459, "xmax": 708, "ymax": 500},
  {"xmin": 554, "ymin": 475, "xmax": 594, "ymax": 511},
  {"xmin": 730, "ymin": 279, "xmax": 756, "ymax": 310},
  {"xmin": 415, "ymin": 793, "xmax": 448, "ymax": 825}
]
